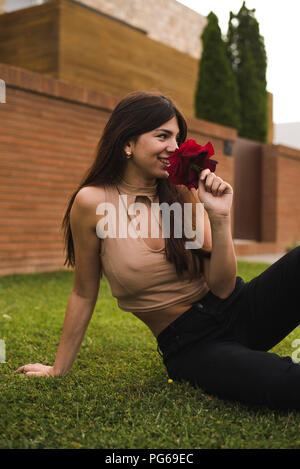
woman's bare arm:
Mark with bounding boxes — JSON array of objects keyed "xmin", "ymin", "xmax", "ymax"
[
  {"xmin": 195, "ymin": 171, "xmax": 237, "ymax": 300},
  {"xmin": 203, "ymin": 214, "xmax": 236, "ymax": 299},
  {"xmin": 15, "ymin": 187, "xmax": 104, "ymax": 377}
]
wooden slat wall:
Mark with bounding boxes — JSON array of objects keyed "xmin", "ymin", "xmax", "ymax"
[
  {"xmin": 0, "ymin": 0, "xmax": 199, "ymax": 117},
  {"xmin": 59, "ymin": 0, "xmax": 199, "ymax": 117},
  {"xmin": 0, "ymin": 1, "xmax": 59, "ymax": 77}
]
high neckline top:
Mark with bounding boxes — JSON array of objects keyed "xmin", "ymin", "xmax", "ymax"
[
  {"xmin": 99, "ymin": 184, "xmax": 208, "ymax": 314},
  {"xmin": 117, "ymin": 179, "xmax": 158, "ymax": 202}
]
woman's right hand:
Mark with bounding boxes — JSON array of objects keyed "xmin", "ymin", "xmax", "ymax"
[
  {"xmin": 198, "ymin": 169, "xmax": 233, "ymax": 217},
  {"xmin": 14, "ymin": 363, "xmax": 57, "ymax": 377}
]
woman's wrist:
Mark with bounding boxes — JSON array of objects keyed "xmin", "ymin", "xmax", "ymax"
[
  {"xmin": 205, "ymin": 205, "xmax": 231, "ymax": 218},
  {"xmin": 207, "ymin": 211, "xmax": 231, "ymax": 226},
  {"xmin": 52, "ymin": 365, "xmax": 68, "ymax": 377}
]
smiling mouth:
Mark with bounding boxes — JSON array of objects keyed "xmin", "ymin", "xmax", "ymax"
[{"xmin": 158, "ymin": 157, "xmax": 170, "ymax": 167}]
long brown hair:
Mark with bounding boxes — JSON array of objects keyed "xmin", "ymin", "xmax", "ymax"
[{"xmin": 61, "ymin": 91, "xmax": 211, "ymax": 280}]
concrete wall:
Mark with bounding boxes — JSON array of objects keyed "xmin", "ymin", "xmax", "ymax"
[
  {"xmin": 78, "ymin": 0, "xmax": 206, "ymax": 59},
  {"xmin": 0, "ymin": 0, "xmax": 6, "ymax": 14}
]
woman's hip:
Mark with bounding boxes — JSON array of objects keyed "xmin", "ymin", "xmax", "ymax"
[{"xmin": 156, "ymin": 276, "xmax": 246, "ymax": 362}]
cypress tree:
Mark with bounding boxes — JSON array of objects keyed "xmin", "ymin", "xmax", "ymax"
[
  {"xmin": 195, "ymin": 12, "xmax": 240, "ymax": 129},
  {"xmin": 227, "ymin": 2, "xmax": 268, "ymax": 142}
]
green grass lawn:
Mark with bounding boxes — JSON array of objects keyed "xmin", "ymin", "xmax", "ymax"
[{"xmin": 1, "ymin": 261, "xmax": 300, "ymax": 449}]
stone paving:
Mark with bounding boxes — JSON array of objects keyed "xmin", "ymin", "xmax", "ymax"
[{"xmin": 237, "ymin": 252, "xmax": 286, "ymax": 264}]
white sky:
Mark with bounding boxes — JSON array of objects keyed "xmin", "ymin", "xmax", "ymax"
[{"xmin": 177, "ymin": 0, "xmax": 300, "ymax": 124}]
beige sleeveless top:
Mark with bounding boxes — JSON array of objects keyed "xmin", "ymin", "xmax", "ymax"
[{"xmin": 99, "ymin": 180, "xmax": 209, "ymax": 313}]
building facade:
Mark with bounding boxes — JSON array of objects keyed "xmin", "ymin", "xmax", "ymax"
[{"xmin": 1, "ymin": 0, "xmax": 207, "ymax": 58}]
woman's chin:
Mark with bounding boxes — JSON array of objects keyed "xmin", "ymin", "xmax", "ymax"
[{"xmin": 157, "ymin": 168, "xmax": 170, "ymax": 179}]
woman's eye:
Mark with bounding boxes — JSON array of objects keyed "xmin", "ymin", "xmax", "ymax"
[{"xmin": 158, "ymin": 134, "xmax": 167, "ymax": 139}]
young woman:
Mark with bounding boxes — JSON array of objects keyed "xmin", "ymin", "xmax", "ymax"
[{"xmin": 16, "ymin": 91, "xmax": 300, "ymax": 411}]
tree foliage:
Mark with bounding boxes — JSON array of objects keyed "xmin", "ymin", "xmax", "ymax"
[
  {"xmin": 227, "ymin": 2, "xmax": 268, "ymax": 142},
  {"xmin": 195, "ymin": 12, "xmax": 240, "ymax": 130}
]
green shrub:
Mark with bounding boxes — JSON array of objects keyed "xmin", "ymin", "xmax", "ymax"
[{"xmin": 195, "ymin": 12, "xmax": 240, "ymax": 129}]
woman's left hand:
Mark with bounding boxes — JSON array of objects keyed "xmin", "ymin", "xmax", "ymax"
[{"xmin": 197, "ymin": 169, "xmax": 233, "ymax": 217}]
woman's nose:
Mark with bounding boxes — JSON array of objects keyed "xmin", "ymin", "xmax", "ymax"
[{"xmin": 167, "ymin": 139, "xmax": 179, "ymax": 153}]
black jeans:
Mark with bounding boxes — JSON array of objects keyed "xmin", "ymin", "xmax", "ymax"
[{"xmin": 157, "ymin": 246, "xmax": 300, "ymax": 410}]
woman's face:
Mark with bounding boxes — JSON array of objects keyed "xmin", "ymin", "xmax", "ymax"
[{"xmin": 123, "ymin": 116, "xmax": 180, "ymax": 184}]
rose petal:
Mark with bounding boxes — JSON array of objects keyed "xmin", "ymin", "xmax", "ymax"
[{"xmin": 167, "ymin": 139, "xmax": 217, "ymax": 189}]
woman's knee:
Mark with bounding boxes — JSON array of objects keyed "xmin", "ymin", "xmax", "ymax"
[
  {"xmin": 287, "ymin": 245, "xmax": 300, "ymax": 277},
  {"xmin": 287, "ymin": 245, "xmax": 300, "ymax": 258},
  {"xmin": 265, "ymin": 359, "xmax": 300, "ymax": 410},
  {"xmin": 274, "ymin": 245, "xmax": 300, "ymax": 282},
  {"xmin": 284, "ymin": 245, "xmax": 300, "ymax": 265}
]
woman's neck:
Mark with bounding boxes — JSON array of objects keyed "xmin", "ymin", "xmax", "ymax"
[{"xmin": 121, "ymin": 170, "xmax": 157, "ymax": 188}]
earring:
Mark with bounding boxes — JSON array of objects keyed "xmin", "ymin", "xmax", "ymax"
[{"xmin": 125, "ymin": 151, "xmax": 132, "ymax": 159}]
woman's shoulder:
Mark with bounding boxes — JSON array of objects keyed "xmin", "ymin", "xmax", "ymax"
[
  {"xmin": 75, "ymin": 185, "xmax": 107, "ymax": 203},
  {"xmin": 73, "ymin": 185, "xmax": 108, "ymax": 216}
]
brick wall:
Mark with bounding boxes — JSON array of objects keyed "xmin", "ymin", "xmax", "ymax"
[
  {"xmin": 0, "ymin": 63, "xmax": 117, "ymax": 275},
  {"xmin": 234, "ymin": 140, "xmax": 300, "ymax": 256},
  {"xmin": 0, "ymin": 63, "xmax": 238, "ymax": 275},
  {"xmin": 262, "ymin": 144, "xmax": 300, "ymax": 250},
  {"xmin": 233, "ymin": 138, "xmax": 262, "ymax": 241}
]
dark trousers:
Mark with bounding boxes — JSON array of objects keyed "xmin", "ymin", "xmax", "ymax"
[{"xmin": 157, "ymin": 246, "xmax": 300, "ymax": 410}]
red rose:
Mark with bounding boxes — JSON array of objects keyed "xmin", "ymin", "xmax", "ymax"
[{"xmin": 167, "ymin": 139, "xmax": 218, "ymax": 189}]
